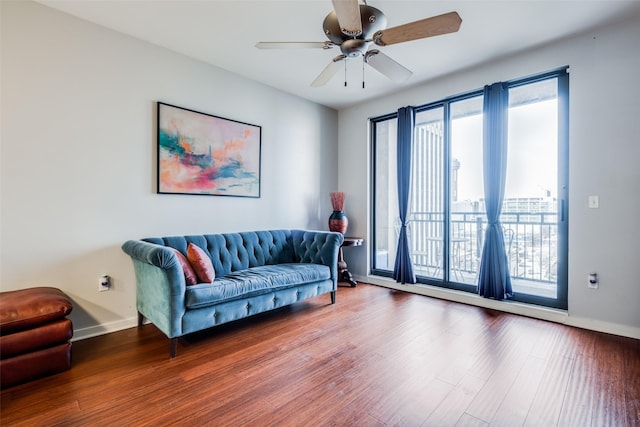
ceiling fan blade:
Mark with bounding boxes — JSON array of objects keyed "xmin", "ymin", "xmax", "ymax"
[
  {"xmin": 255, "ymin": 41, "xmax": 333, "ymax": 49},
  {"xmin": 311, "ymin": 55, "xmax": 346, "ymax": 87},
  {"xmin": 365, "ymin": 50, "xmax": 412, "ymax": 82},
  {"xmin": 332, "ymin": 0, "xmax": 362, "ymax": 36},
  {"xmin": 373, "ymin": 11, "xmax": 462, "ymax": 46}
]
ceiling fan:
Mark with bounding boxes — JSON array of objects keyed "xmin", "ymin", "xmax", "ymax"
[{"xmin": 255, "ymin": 0, "xmax": 462, "ymax": 87}]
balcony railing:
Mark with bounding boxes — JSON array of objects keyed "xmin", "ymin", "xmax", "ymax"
[{"xmin": 409, "ymin": 210, "xmax": 558, "ymax": 284}]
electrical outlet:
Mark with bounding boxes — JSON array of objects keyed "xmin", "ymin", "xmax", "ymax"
[
  {"xmin": 588, "ymin": 272, "xmax": 598, "ymax": 289},
  {"xmin": 588, "ymin": 195, "xmax": 599, "ymax": 209},
  {"xmin": 99, "ymin": 275, "xmax": 111, "ymax": 292}
]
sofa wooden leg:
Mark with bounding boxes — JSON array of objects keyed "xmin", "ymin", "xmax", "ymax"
[
  {"xmin": 137, "ymin": 312, "xmax": 145, "ymax": 327},
  {"xmin": 330, "ymin": 291, "xmax": 336, "ymax": 304},
  {"xmin": 170, "ymin": 338, "xmax": 178, "ymax": 358}
]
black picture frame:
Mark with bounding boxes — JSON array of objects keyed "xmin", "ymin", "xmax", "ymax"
[{"xmin": 157, "ymin": 102, "xmax": 261, "ymax": 198}]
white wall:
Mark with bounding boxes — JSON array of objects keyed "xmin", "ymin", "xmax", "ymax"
[
  {"xmin": 0, "ymin": 1, "xmax": 339, "ymax": 339},
  {"xmin": 338, "ymin": 13, "xmax": 640, "ymax": 338}
]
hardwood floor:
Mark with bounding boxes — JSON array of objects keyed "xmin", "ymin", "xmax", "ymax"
[{"xmin": 1, "ymin": 283, "xmax": 639, "ymax": 426}]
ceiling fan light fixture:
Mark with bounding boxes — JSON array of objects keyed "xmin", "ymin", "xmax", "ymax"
[
  {"xmin": 341, "ymin": 38, "xmax": 371, "ymax": 57},
  {"xmin": 256, "ymin": 1, "xmax": 461, "ymax": 87}
]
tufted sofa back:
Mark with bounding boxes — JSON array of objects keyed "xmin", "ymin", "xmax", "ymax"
[
  {"xmin": 139, "ymin": 230, "xmax": 342, "ymax": 280},
  {"xmin": 143, "ymin": 230, "xmax": 299, "ymax": 277}
]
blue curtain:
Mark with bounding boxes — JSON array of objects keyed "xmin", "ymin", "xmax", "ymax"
[
  {"xmin": 393, "ymin": 106, "xmax": 416, "ymax": 284},
  {"xmin": 477, "ymin": 83, "xmax": 512, "ymax": 299}
]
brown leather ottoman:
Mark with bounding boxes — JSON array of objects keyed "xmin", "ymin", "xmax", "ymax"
[{"xmin": 0, "ymin": 287, "xmax": 73, "ymax": 388}]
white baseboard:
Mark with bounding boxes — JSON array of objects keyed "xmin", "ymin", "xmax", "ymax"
[
  {"xmin": 72, "ymin": 316, "xmax": 138, "ymax": 342},
  {"xmin": 360, "ymin": 275, "xmax": 640, "ymax": 340},
  {"xmin": 562, "ymin": 316, "xmax": 640, "ymax": 340},
  {"xmin": 69, "ymin": 278, "xmax": 640, "ymax": 342}
]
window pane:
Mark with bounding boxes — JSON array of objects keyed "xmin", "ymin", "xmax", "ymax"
[
  {"xmin": 413, "ymin": 107, "xmax": 445, "ymax": 279},
  {"xmin": 373, "ymin": 117, "xmax": 398, "ymax": 272},
  {"xmin": 450, "ymin": 96, "xmax": 483, "ymax": 285},
  {"xmin": 505, "ymin": 79, "xmax": 559, "ymax": 298}
]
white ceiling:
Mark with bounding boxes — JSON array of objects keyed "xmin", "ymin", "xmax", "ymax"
[{"xmin": 37, "ymin": 0, "xmax": 640, "ymax": 110}]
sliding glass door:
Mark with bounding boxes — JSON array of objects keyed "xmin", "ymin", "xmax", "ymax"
[{"xmin": 371, "ymin": 69, "xmax": 568, "ymax": 309}]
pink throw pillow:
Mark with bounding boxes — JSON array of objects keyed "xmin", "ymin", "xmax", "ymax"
[
  {"xmin": 172, "ymin": 249, "xmax": 198, "ymax": 285},
  {"xmin": 187, "ymin": 243, "xmax": 215, "ymax": 283}
]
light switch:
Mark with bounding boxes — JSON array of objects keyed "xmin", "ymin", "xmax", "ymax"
[{"xmin": 588, "ymin": 195, "xmax": 599, "ymax": 209}]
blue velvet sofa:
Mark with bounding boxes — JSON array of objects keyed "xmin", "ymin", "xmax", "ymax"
[{"xmin": 122, "ymin": 229, "xmax": 343, "ymax": 357}]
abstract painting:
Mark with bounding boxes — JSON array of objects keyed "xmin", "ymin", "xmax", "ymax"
[{"xmin": 157, "ymin": 102, "xmax": 261, "ymax": 197}]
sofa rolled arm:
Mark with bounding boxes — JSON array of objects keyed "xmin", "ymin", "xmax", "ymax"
[
  {"xmin": 122, "ymin": 240, "xmax": 178, "ymax": 270},
  {"xmin": 122, "ymin": 240, "xmax": 187, "ymax": 297},
  {"xmin": 121, "ymin": 240, "xmax": 186, "ymax": 338},
  {"xmin": 291, "ymin": 230, "xmax": 344, "ymax": 286}
]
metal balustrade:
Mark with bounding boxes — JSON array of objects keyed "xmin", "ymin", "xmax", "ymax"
[{"xmin": 409, "ymin": 211, "xmax": 558, "ymax": 285}]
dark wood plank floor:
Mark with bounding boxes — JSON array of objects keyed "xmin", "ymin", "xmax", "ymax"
[{"xmin": 2, "ymin": 283, "xmax": 639, "ymax": 426}]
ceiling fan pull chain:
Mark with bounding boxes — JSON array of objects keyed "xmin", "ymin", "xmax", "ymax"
[
  {"xmin": 362, "ymin": 57, "xmax": 366, "ymax": 89},
  {"xmin": 344, "ymin": 59, "xmax": 347, "ymax": 87}
]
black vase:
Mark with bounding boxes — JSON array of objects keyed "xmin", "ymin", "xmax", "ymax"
[{"xmin": 328, "ymin": 210, "xmax": 348, "ymax": 234}]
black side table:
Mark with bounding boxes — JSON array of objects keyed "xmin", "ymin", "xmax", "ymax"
[{"xmin": 338, "ymin": 237, "xmax": 363, "ymax": 287}]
